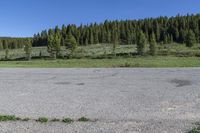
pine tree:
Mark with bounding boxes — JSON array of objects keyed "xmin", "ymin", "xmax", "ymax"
[
  {"xmin": 94, "ymin": 32, "xmax": 99, "ymax": 44},
  {"xmin": 54, "ymin": 33, "xmax": 61, "ymax": 57},
  {"xmin": 24, "ymin": 39, "xmax": 32, "ymax": 60},
  {"xmin": 89, "ymin": 30, "xmax": 94, "ymax": 44},
  {"xmin": 175, "ymin": 28, "xmax": 180, "ymax": 42},
  {"xmin": 155, "ymin": 21, "xmax": 160, "ymax": 42},
  {"xmin": 0, "ymin": 41, "xmax": 3, "ymax": 50},
  {"xmin": 65, "ymin": 34, "xmax": 77, "ymax": 57},
  {"xmin": 47, "ymin": 33, "xmax": 61, "ymax": 59},
  {"xmin": 3, "ymin": 40, "xmax": 8, "ymax": 49},
  {"xmin": 111, "ymin": 30, "xmax": 119, "ymax": 56},
  {"xmin": 149, "ymin": 33, "xmax": 157, "ymax": 56},
  {"xmin": 107, "ymin": 31, "xmax": 111, "ymax": 43},
  {"xmin": 5, "ymin": 49, "xmax": 9, "ymax": 60},
  {"xmin": 163, "ymin": 35, "xmax": 168, "ymax": 44},
  {"xmin": 85, "ymin": 38, "xmax": 88, "ymax": 45},
  {"xmin": 126, "ymin": 30, "xmax": 132, "ymax": 44},
  {"xmin": 185, "ymin": 30, "xmax": 196, "ymax": 47},
  {"xmin": 137, "ymin": 31, "xmax": 147, "ymax": 55}
]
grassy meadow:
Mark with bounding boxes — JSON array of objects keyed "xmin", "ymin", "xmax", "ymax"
[
  {"xmin": 0, "ymin": 56, "xmax": 199, "ymax": 68},
  {"xmin": 0, "ymin": 43, "xmax": 200, "ymax": 68}
]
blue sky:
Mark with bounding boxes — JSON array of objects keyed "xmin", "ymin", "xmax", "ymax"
[{"xmin": 0, "ymin": 0, "xmax": 200, "ymax": 37}]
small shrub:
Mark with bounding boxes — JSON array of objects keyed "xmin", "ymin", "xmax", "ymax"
[
  {"xmin": 21, "ymin": 118, "xmax": 30, "ymax": 121},
  {"xmin": 0, "ymin": 115, "xmax": 17, "ymax": 121},
  {"xmin": 188, "ymin": 127, "xmax": 200, "ymax": 133},
  {"xmin": 78, "ymin": 117, "xmax": 90, "ymax": 122},
  {"xmin": 51, "ymin": 118, "xmax": 60, "ymax": 122},
  {"xmin": 36, "ymin": 117, "xmax": 48, "ymax": 123},
  {"xmin": 16, "ymin": 117, "xmax": 22, "ymax": 121},
  {"xmin": 62, "ymin": 118, "xmax": 74, "ymax": 123}
]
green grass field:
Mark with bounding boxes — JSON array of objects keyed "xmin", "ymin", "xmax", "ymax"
[
  {"xmin": 0, "ymin": 56, "xmax": 200, "ymax": 68},
  {"xmin": 2, "ymin": 43, "xmax": 200, "ymax": 59},
  {"xmin": 0, "ymin": 44, "xmax": 136, "ymax": 60},
  {"xmin": 0, "ymin": 43, "xmax": 200, "ymax": 68}
]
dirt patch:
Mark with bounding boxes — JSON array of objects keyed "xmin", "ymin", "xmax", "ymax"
[{"xmin": 170, "ymin": 79, "xmax": 192, "ymax": 87}]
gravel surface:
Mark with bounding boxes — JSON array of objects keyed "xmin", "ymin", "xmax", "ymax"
[{"xmin": 0, "ymin": 68, "xmax": 199, "ymax": 133}]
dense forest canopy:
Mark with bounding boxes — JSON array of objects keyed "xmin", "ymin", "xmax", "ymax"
[
  {"xmin": 32, "ymin": 13, "xmax": 200, "ymax": 47},
  {"xmin": 0, "ymin": 37, "xmax": 31, "ymax": 50},
  {"xmin": 0, "ymin": 13, "xmax": 200, "ymax": 50}
]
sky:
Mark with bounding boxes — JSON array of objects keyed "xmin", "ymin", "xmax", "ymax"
[{"xmin": 0, "ymin": 0, "xmax": 200, "ymax": 37}]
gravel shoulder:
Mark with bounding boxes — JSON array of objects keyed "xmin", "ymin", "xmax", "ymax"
[{"xmin": 0, "ymin": 68, "xmax": 199, "ymax": 133}]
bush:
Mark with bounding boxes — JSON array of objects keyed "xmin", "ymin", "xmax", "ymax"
[
  {"xmin": 62, "ymin": 118, "xmax": 74, "ymax": 123},
  {"xmin": 78, "ymin": 117, "xmax": 90, "ymax": 122},
  {"xmin": 21, "ymin": 118, "xmax": 30, "ymax": 121},
  {"xmin": 51, "ymin": 118, "xmax": 60, "ymax": 122},
  {"xmin": 188, "ymin": 127, "xmax": 200, "ymax": 133},
  {"xmin": 36, "ymin": 117, "xmax": 48, "ymax": 123},
  {"xmin": 0, "ymin": 115, "xmax": 17, "ymax": 121}
]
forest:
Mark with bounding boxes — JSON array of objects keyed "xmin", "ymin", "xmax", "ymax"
[
  {"xmin": 32, "ymin": 13, "xmax": 200, "ymax": 47},
  {"xmin": 0, "ymin": 13, "xmax": 199, "ymax": 61}
]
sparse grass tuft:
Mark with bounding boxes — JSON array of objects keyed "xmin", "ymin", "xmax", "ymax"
[
  {"xmin": 21, "ymin": 118, "xmax": 30, "ymax": 121},
  {"xmin": 36, "ymin": 117, "xmax": 48, "ymax": 123},
  {"xmin": 0, "ymin": 115, "xmax": 17, "ymax": 121},
  {"xmin": 16, "ymin": 117, "xmax": 22, "ymax": 121},
  {"xmin": 78, "ymin": 117, "xmax": 90, "ymax": 122},
  {"xmin": 51, "ymin": 118, "xmax": 60, "ymax": 122},
  {"xmin": 188, "ymin": 123, "xmax": 200, "ymax": 133},
  {"xmin": 0, "ymin": 114, "xmax": 93, "ymax": 124},
  {"xmin": 188, "ymin": 127, "xmax": 200, "ymax": 133},
  {"xmin": 62, "ymin": 118, "xmax": 74, "ymax": 123}
]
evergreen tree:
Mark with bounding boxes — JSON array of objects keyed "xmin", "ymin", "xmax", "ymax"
[
  {"xmin": 65, "ymin": 34, "xmax": 77, "ymax": 57},
  {"xmin": 47, "ymin": 34, "xmax": 55, "ymax": 58},
  {"xmin": 0, "ymin": 41, "xmax": 3, "ymax": 50},
  {"xmin": 111, "ymin": 30, "xmax": 119, "ymax": 56},
  {"xmin": 85, "ymin": 38, "xmax": 88, "ymax": 45},
  {"xmin": 3, "ymin": 40, "xmax": 8, "ymax": 49},
  {"xmin": 89, "ymin": 30, "xmax": 94, "ymax": 44},
  {"xmin": 149, "ymin": 33, "xmax": 157, "ymax": 56},
  {"xmin": 93, "ymin": 30, "xmax": 99, "ymax": 44},
  {"xmin": 5, "ymin": 49, "xmax": 9, "ymax": 60},
  {"xmin": 47, "ymin": 32, "xmax": 61, "ymax": 59},
  {"xmin": 185, "ymin": 30, "xmax": 196, "ymax": 47},
  {"xmin": 54, "ymin": 33, "xmax": 61, "ymax": 57},
  {"xmin": 163, "ymin": 35, "xmax": 168, "ymax": 44},
  {"xmin": 24, "ymin": 39, "xmax": 32, "ymax": 60},
  {"xmin": 137, "ymin": 31, "xmax": 147, "ymax": 55}
]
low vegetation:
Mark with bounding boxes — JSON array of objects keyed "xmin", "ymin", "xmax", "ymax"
[
  {"xmin": 62, "ymin": 118, "xmax": 74, "ymax": 123},
  {"xmin": 78, "ymin": 117, "xmax": 90, "ymax": 122},
  {"xmin": 21, "ymin": 118, "xmax": 30, "ymax": 121},
  {"xmin": 0, "ymin": 114, "xmax": 92, "ymax": 124},
  {"xmin": 36, "ymin": 117, "xmax": 48, "ymax": 123},
  {"xmin": 0, "ymin": 115, "xmax": 17, "ymax": 121},
  {"xmin": 0, "ymin": 56, "xmax": 199, "ymax": 68},
  {"xmin": 51, "ymin": 118, "xmax": 60, "ymax": 122},
  {"xmin": 188, "ymin": 123, "xmax": 200, "ymax": 133},
  {"xmin": 0, "ymin": 114, "xmax": 199, "ymax": 133},
  {"xmin": 188, "ymin": 128, "xmax": 200, "ymax": 133},
  {"xmin": 0, "ymin": 43, "xmax": 198, "ymax": 67}
]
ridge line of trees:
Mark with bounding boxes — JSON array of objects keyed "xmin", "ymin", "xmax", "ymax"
[
  {"xmin": 0, "ymin": 13, "xmax": 199, "ymax": 60},
  {"xmin": 33, "ymin": 13, "xmax": 200, "ymax": 47}
]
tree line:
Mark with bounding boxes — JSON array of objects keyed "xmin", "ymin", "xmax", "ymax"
[
  {"xmin": 0, "ymin": 38, "xmax": 30, "ymax": 50},
  {"xmin": 33, "ymin": 13, "xmax": 200, "ymax": 48},
  {"xmin": 0, "ymin": 13, "xmax": 199, "ymax": 60}
]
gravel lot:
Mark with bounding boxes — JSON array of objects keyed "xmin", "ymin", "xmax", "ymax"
[{"xmin": 0, "ymin": 68, "xmax": 199, "ymax": 133}]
